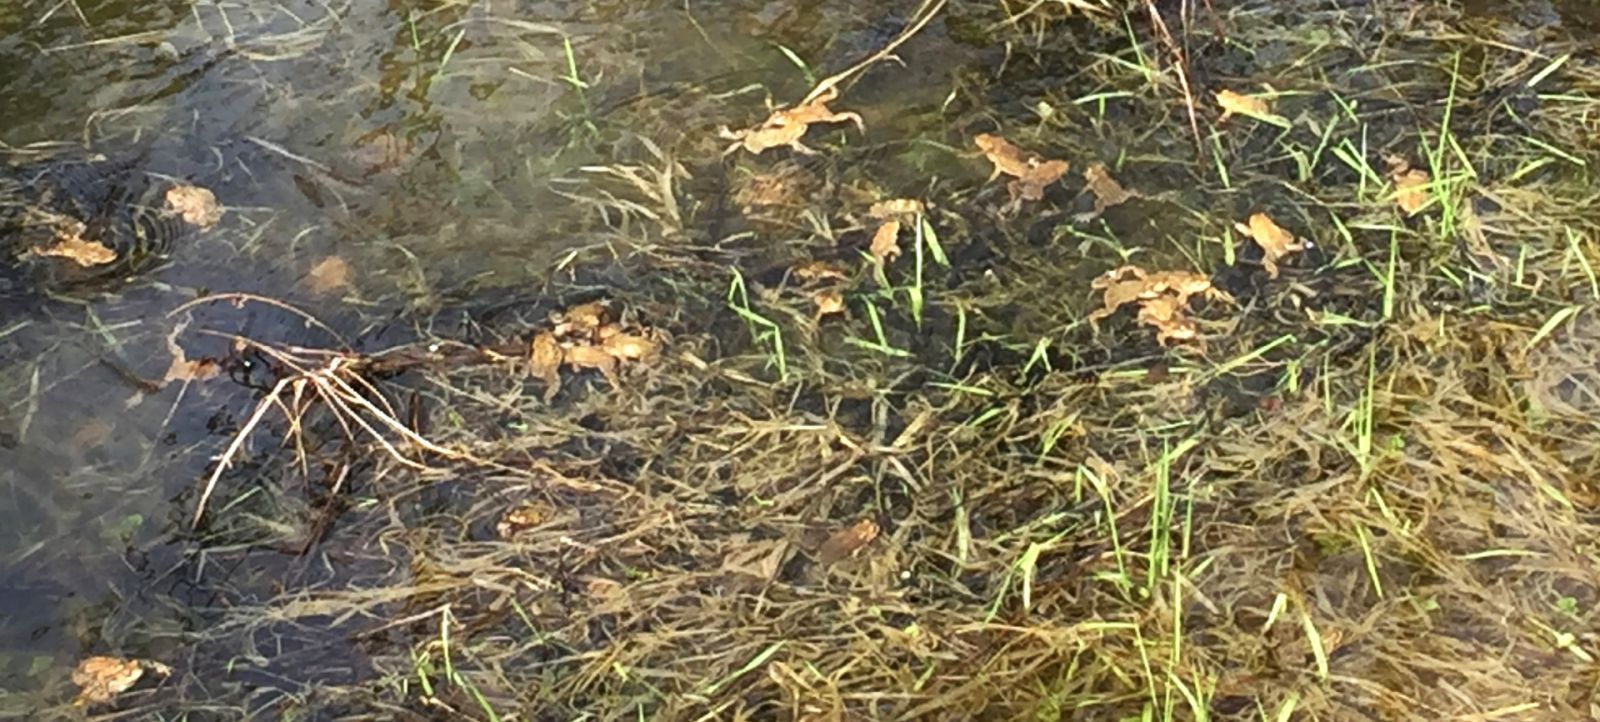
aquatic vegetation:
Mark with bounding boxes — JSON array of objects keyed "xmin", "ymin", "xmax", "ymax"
[{"xmin": 3, "ymin": 0, "xmax": 1600, "ymax": 720}]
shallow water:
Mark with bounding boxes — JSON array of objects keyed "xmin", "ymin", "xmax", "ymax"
[
  {"xmin": 6, "ymin": 0, "xmax": 1599, "ymax": 718},
  {"xmin": 0, "ymin": 0, "xmax": 977, "ymax": 706}
]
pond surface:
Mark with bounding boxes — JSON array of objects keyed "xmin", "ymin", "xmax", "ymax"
[
  {"xmin": 5, "ymin": 0, "xmax": 1600, "ymax": 719},
  {"xmin": 0, "ymin": 0, "xmax": 979, "ymax": 706}
]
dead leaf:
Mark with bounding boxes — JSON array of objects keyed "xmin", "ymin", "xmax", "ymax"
[
  {"xmin": 72, "ymin": 656, "xmax": 171, "ymax": 707},
  {"xmin": 31, "ymin": 221, "xmax": 116, "ymax": 267},
  {"xmin": 162, "ymin": 318, "xmax": 220, "ymax": 385},
  {"xmin": 164, "ymin": 184, "xmax": 224, "ymax": 229},
  {"xmin": 305, "ymin": 256, "xmax": 351, "ymax": 295},
  {"xmin": 720, "ymin": 538, "xmax": 789, "ymax": 580},
  {"xmin": 816, "ymin": 518, "xmax": 880, "ymax": 564},
  {"xmin": 870, "ymin": 220, "xmax": 902, "ymax": 265}
]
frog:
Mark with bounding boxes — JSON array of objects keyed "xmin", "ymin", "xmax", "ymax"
[
  {"xmin": 720, "ymin": 85, "xmax": 864, "ymax": 156},
  {"xmin": 600, "ymin": 331, "xmax": 662, "ymax": 364},
  {"xmin": 1141, "ymin": 269, "xmax": 1232, "ymax": 305},
  {"xmin": 792, "ymin": 260, "xmax": 850, "ymax": 285},
  {"xmin": 1135, "ymin": 295, "xmax": 1199, "ymax": 347},
  {"xmin": 527, "ymin": 331, "xmax": 563, "ymax": 402},
  {"xmin": 496, "ymin": 501, "xmax": 555, "ymax": 538},
  {"xmin": 974, "ymin": 133, "xmax": 1070, "ymax": 211},
  {"xmin": 1073, "ymin": 163, "xmax": 1141, "ymax": 223},
  {"xmin": 1233, "ymin": 212, "xmax": 1311, "ymax": 278},
  {"xmin": 72, "ymin": 656, "xmax": 172, "ymax": 707},
  {"xmin": 813, "ymin": 288, "xmax": 846, "ymax": 320},
  {"xmin": 562, "ymin": 345, "xmax": 621, "ymax": 389},
  {"xmin": 1087, "ymin": 265, "xmax": 1227, "ymax": 332},
  {"xmin": 551, "ymin": 300, "xmax": 611, "ymax": 339}
]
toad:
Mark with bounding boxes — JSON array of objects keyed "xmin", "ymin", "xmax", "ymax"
[
  {"xmin": 600, "ymin": 331, "xmax": 662, "ymax": 364},
  {"xmin": 1135, "ymin": 295, "xmax": 1199, "ymax": 347},
  {"xmin": 562, "ymin": 345, "xmax": 621, "ymax": 389},
  {"xmin": 813, "ymin": 288, "xmax": 846, "ymax": 320},
  {"xmin": 551, "ymin": 300, "xmax": 610, "ymax": 339},
  {"xmin": 1087, "ymin": 266, "xmax": 1224, "ymax": 327},
  {"xmin": 720, "ymin": 85, "xmax": 864, "ymax": 156},
  {"xmin": 1233, "ymin": 212, "xmax": 1310, "ymax": 278},
  {"xmin": 974, "ymin": 133, "xmax": 1069, "ymax": 211},
  {"xmin": 72, "ymin": 656, "xmax": 172, "ymax": 707},
  {"xmin": 1075, "ymin": 163, "xmax": 1141, "ymax": 223},
  {"xmin": 528, "ymin": 331, "xmax": 563, "ymax": 402}
]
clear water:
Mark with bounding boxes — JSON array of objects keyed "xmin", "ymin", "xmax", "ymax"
[{"xmin": 0, "ymin": 0, "xmax": 955, "ymax": 704}]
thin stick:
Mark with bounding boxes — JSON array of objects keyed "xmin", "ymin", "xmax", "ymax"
[
  {"xmin": 170, "ymin": 292, "xmax": 349, "ymax": 348},
  {"xmin": 798, "ymin": 0, "xmax": 949, "ymax": 106},
  {"xmin": 194, "ymin": 377, "xmax": 292, "ymax": 526}
]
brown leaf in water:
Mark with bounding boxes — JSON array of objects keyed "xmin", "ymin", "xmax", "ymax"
[
  {"xmin": 306, "ymin": 255, "xmax": 351, "ymax": 295},
  {"xmin": 162, "ymin": 318, "xmax": 220, "ymax": 386},
  {"xmin": 164, "ymin": 184, "xmax": 224, "ymax": 228},
  {"xmin": 870, "ymin": 220, "xmax": 902, "ymax": 265},
  {"xmin": 31, "ymin": 222, "xmax": 116, "ymax": 267},
  {"xmin": 816, "ymin": 518, "xmax": 880, "ymax": 564}
]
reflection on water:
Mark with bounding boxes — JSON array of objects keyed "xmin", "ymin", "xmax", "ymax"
[{"xmin": 1, "ymin": 0, "xmax": 927, "ymax": 706}]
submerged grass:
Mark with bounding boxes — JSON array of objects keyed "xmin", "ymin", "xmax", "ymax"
[{"xmin": 14, "ymin": 0, "xmax": 1600, "ymax": 720}]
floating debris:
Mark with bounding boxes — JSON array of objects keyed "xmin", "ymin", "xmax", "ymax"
[{"xmin": 30, "ymin": 220, "xmax": 116, "ymax": 267}]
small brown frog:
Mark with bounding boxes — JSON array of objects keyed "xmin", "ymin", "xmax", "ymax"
[
  {"xmin": 551, "ymin": 300, "xmax": 610, "ymax": 339},
  {"xmin": 793, "ymin": 260, "xmax": 850, "ymax": 285},
  {"xmin": 720, "ymin": 86, "xmax": 863, "ymax": 156},
  {"xmin": 1088, "ymin": 266, "xmax": 1216, "ymax": 325},
  {"xmin": 1075, "ymin": 163, "xmax": 1141, "ymax": 222},
  {"xmin": 1135, "ymin": 295, "xmax": 1199, "ymax": 347},
  {"xmin": 1234, "ymin": 212, "xmax": 1310, "ymax": 278},
  {"xmin": 813, "ymin": 288, "xmax": 846, "ymax": 320},
  {"xmin": 816, "ymin": 518, "xmax": 880, "ymax": 565},
  {"xmin": 601, "ymin": 332, "xmax": 661, "ymax": 364},
  {"xmin": 562, "ymin": 345, "xmax": 621, "ymax": 389},
  {"xmin": 496, "ymin": 501, "xmax": 555, "ymax": 538},
  {"xmin": 72, "ymin": 656, "xmax": 172, "ymax": 707},
  {"xmin": 869, "ymin": 219, "xmax": 902, "ymax": 265},
  {"xmin": 1141, "ymin": 269, "xmax": 1231, "ymax": 305},
  {"xmin": 974, "ymin": 133, "xmax": 1069, "ymax": 211},
  {"xmin": 528, "ymin": 331, "xmax": 563, "ymax": 402}
]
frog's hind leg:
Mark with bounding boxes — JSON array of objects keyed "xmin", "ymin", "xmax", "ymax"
[{"xmin": 823, "ymin": 111, "xmax": 865, "ymax": 133}]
